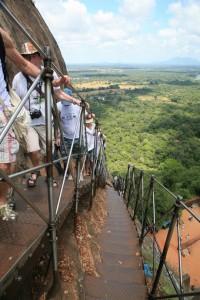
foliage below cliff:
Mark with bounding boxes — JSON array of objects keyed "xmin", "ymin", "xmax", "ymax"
[{"xmin": 70, "ymin": 65, "xmax": 200, "ymax": 200}]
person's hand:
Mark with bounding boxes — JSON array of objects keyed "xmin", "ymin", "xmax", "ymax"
[
  {"xmin": 55, "ymin": 138, "xmax": 60, "ymax": 147},
  {"xmin": 52, "ymin": 75, "xmax": 70, "ymax": 87},
  {"xmin": 85, "ymin": 102, "xmax": 90, "ymax": 109},
  {"xmin": 75, "ymin": 100, "xmax": 90, "ymax": 109},
  {"xmin": 91, "ymin": 113, "xmax": 95, "ymax": 118},
  {"xmin": 62, "ymin": 75, "xmax": 70, "ymax": 85},
  {"xmin": 87, "ymin": 112, "xmax": 95, "ymax": 119},
  {"xmin": 73, "ymin": 98, "xmax": 81, "ymax": 106}
]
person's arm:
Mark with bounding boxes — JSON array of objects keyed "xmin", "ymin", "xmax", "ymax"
[
  {"xmin": 54, "ymin": 89, "xmax": 81, "ymax": 105},
  {"xmin": 52, "ymin": 75, "xmax": 70, "ymax": 87},
  {"xmin": 54, "ymin": 128, "xmax": 60, "ymax": 146},
  {"xmin": 1, "ymin": 27, "xmax": 71, "ymax": 88},
  {"xmin": 1, "ymin": 28, "xmax": 40, "ymax": 77}
]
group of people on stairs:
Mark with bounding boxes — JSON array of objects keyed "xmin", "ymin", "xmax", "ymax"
[{"xmin": 0, "ymin": 27, "xmax": 106, "ymax": 221}]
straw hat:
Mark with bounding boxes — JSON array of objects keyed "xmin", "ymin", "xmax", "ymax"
[
  {"xmin": 20, "ymin": 42, "xmax": 39, "ymax": 55},
  {"xmin": 86, "ymin": 118, "xmax": 93, "ymax": 123}
]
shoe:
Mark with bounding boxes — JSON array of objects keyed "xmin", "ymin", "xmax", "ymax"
[
  {"xmin": 80, "ymin": 175, "xmax": 83, "ymax": 181},
  {"xmin": 0, "ymin": 204, "xmax": 17, "ymax": 221},
  {"xmin": 68, "ymin": 175, "xmax": 73, "ymax": 180}
]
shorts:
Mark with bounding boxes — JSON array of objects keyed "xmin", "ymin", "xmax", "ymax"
[
  {"xmin": 25, "ymin": 125, "xmax": 53, "ymax": 155},
  {"xmin": 61, "ymin": 138, "xmax": 85, "ymax": 160},
  {"xmin": 0, "ymin": 112, "xmax": 19, "ymax": 163},
  {"xmin": 86, "ymin": 148, "xmax": 94, "ymax": 163}
]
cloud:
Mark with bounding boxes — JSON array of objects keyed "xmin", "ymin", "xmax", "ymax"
[
  {"xmin": 35, "ymin": 0, "xmax": 200, "ymax": 63},
  {"xmin": 119, "ymin": 0, "xmax": 156, "ymax": 20},
  {"xmin": 168, "ymin": 0, "xmax": 200, "ymax": 35},
  {"xmin": 37, "ymin": 0, "xmax": 89, "ymax": 32}
]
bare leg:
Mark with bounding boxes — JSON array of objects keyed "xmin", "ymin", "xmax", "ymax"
[
  {"xmin": 81, "ymin": 155, "xmax": 86, "ymax": 176},
  {"xmin": 26, "ymin": 151, "xmax": 41, "ymax": 187},
  {"xmin": 29, "ymin": 151, "xmax": 40, "ymax": 168},
  {"xmin": 69, "ymin": 159, "xmax": 76, "ymax": 178},
  {"xmin": 0, "ymin": 163, "xmax": 10, "ymax": 206},
  {"xmin": 90, "ymin": 160, "xmax": 94, "ymax": 175}
]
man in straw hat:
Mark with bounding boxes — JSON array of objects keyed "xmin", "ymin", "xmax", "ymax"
[{"xmin": 12, "ymin": 42, "xmax": 81, "ymax": 188}]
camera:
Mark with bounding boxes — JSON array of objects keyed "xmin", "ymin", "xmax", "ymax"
[{"xmin": 30, "ymin": 109, "xmax": 42, "ymax": 119}]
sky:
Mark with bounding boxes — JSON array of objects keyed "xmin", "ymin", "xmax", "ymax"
[{"xmin": 35, "ymin": 0, "xmax": 200, "ymax": 64}]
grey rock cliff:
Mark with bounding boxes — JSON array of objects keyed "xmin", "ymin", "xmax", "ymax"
[{"xmin": 0, "ymin": 0, "xmax": 67, "ymax": 79}]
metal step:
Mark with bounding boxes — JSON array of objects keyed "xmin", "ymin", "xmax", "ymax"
[
  {"xmin": 100, "ymin": 251, "xmax": 143, "ymax": 268},
  {"xmin": 85, "ymin": 276, "xmax": 147, "ymax": 300},
  {"xmin": 96, "ymin": 263, "xmax": 145, "ymax": 284}
]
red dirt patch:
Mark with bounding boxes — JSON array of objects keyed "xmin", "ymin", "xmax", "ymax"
[{"xmin": 156, "ymin": 205, "xmax": 200, "ymax": 287}]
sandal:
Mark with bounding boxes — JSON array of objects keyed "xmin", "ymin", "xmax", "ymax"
[{"xmin": 27, "ymin": 171, "xmax": 41, "ymax": 188}]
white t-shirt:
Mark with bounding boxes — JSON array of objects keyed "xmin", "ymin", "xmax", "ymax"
[
  {"xmin": 0, "ymin": 59, "xmax": 11, "ymax": 112},
  {"xmin": 57, "ymin": 102, "xmax": 82, "ymax": 139},
  {"xmin": 86, "ymin": 123, "xmax": 95, "ymax": 151},
  {"xmin": 12, "ymin": 68, "xmax": 58, "ymax": 126}
]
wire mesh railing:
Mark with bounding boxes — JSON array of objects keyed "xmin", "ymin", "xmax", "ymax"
[{"xmin": 116, "ymin": 164, "xmax": 200, "ymax": 299}]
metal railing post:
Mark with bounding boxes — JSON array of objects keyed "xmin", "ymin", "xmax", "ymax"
[
  {"xmin": 74, "ymin": 105, "xmax": 84, "ymax": 216},
  {"xmin": 93, "ymin": 120, "xmax": 99, "ymax": 196},
  {"xmin": 127, "ymin": 166, "xmax": 135, "ymax": 207},
  {"xmin": 90, "ymin": 120, "xmax": 98, "ymax": 209},
  {"xmin": 124, "ymin": 164, "xmax": 131, "ymax": 201},
  {"xmin": 177, "ymin": 218, "xmax": 184, "ymax": 295},
  {"xmin": 148, "ymin": 196, "xmax": 182, "ymax": 299},
  {"xmin": 132, "ymin": 170, "xmax": 144, "ymax": 220},
  {"xmin": 43, "ymin": 46, "xmax": 59, "ymax": 295},
  {"xmin": 139, "ymin": 175, "xmax": 154, "ymax": 245}
]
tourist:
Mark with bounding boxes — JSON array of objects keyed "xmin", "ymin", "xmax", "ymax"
[
  {"xmin": 85, "ymin": 116, "xmax": 95, "ymax": 176},
  {"xmin": 12, "ymin": 42, "xmax": 81, "ymax": 188},
  {"xmin": 0, "ymin": 28, "xmax": 71, "ymax": 220},
  {"xmin": 55, "ymin": 88, "xmax": 89, "ymax": 181}
]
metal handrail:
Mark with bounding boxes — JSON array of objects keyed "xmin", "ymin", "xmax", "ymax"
[
  {"xmin": 55, "ymin": 108, "xmax": 82, "ymax": 215},
  {"xmin": 121, "ymin": 164, "xmax": 200, "ymax": 299}
]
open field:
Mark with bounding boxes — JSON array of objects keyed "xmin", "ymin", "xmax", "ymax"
[
  {"xmin": 74, "ymin": 81, "xmax": 146, "ymax": 90},
  {"xmin": 137, "ymin": 95, "xmax": 170, "ymax": 102}
]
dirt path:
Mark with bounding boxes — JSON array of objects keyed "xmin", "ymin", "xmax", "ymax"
[{"xmin": 156, "ymin": 206, "xmax": 200, "ymax": 287}]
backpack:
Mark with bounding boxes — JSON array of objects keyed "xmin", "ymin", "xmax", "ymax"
[{"xmin": 0, "ymin": 33, "xmax": 30, "ymax": 142}]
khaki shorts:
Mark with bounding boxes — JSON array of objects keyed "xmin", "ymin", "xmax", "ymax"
[
  {"xmin": 0, "ymin": 112, "xmax": 19, "ymax": 163},
  {"xmin": 25, "ymin": 125, "xmax": 53, "ymax": 155}
]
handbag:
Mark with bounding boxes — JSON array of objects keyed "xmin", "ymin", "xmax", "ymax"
[{"xmin": 0, "ymin": 88, "xmax": 31, "ymax": 142}]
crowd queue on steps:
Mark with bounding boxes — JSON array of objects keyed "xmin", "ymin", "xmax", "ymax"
[{"xmin": 0, "ymin": 27, "xmax": 106, "ymax": 221}]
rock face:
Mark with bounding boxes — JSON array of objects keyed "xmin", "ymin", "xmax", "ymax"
[{"xmin": 0, "ymin": 0, "xmax": 67, "ymax": 79}]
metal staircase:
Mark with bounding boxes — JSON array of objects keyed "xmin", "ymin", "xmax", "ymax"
[{"xmin": 84, "ymin": 187, "xmax": 147, "ymax": 299}]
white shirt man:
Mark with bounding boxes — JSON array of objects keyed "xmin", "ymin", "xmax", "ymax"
[{"xmin": 12, "ymin": 42, "xmax": 78, "ymax": 188}]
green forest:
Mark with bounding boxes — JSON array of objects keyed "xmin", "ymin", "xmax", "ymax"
[{"xmin": 70, "ymin": 65, "xmax": 200, "ymax": 200}]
